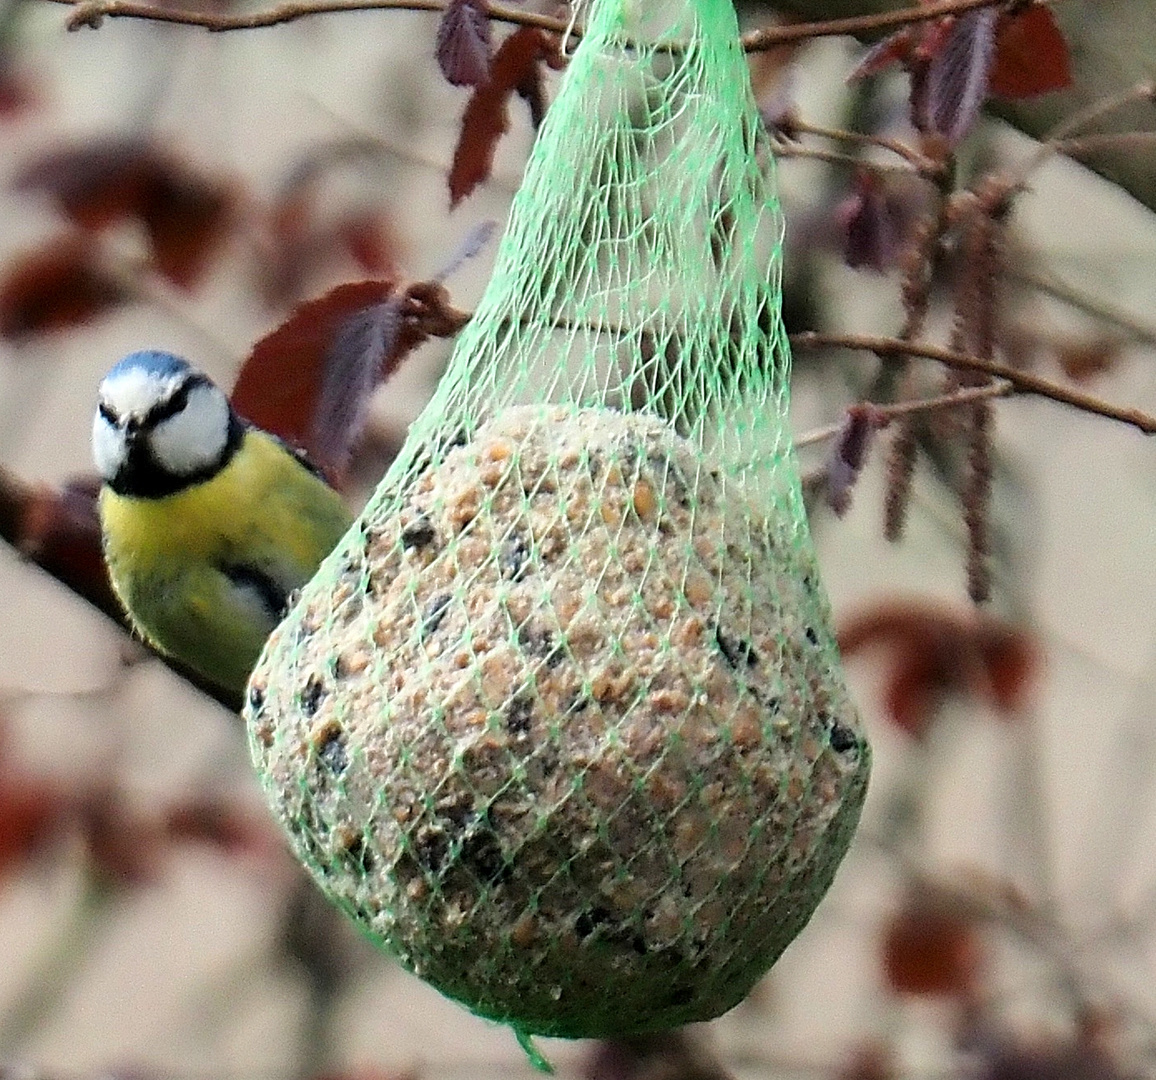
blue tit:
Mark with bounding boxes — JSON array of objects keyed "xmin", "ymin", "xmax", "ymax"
[{"xmin": 92, "ymin": 349, "xmax": 353, "ymax": 698}]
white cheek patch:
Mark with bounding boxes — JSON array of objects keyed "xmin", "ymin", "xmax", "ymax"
[
  {"xmin": 92, "ymin": 412, "xmax": 127, "ymax": 481},
  {"xmin": 148, "ymin": 383, "xmax": 232, "ymax": 476}
]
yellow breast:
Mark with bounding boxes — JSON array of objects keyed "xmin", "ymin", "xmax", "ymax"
[{"xmin": 99, "ymin": 430, "xmax": 353, "ymax": 694}]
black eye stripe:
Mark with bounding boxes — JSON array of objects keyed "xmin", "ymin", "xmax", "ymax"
[
  {"xmin": 145, "ymin": 376, "xmax": 205, "ymax": 426},
  {"xmin": 98, "ymin": 402, "xmax": 117, "ymax": 423}
]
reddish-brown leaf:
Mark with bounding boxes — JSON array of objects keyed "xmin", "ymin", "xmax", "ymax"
[
  {"xmin": 839, "ymin": 600, "xmax": 1040, "ymax": 738},
  {"xmin": 847, "ymin": 29, "xmax": 914, "ymax": 82},
  {"xmin": 230, "ymin": 281, "xmax": 398, "ymax": 466},
  {"xmin": 13, "ymin": 137, "xmax": 160, "ymax": 231},
  {"xmin": 882, "ymin": 896, "xmax": 982, "ymax": 996},
  {"xmin": 0, "ymin": 775, "xmax": 70, "ymax": 881},
  {"xmin": 0, "ymin": 63, "xmax": 37, "ymax": 121},
  {"xmin": 837, "ymin": 170, "xmax": 912, "ymax": 273},
  {"xmin": 77, "ymin": 785, "xmax": 165, "ymax": 887},
  {"xmin": 881, "ymin": 651, "xmax": 945, "ymax": 738},
  {"xmin": 449, "ymin": 27, "xmax": 555, "ymax": 207},
  {"xmin": 140, "ymin": 169, "xmax": 236, "ymax": 289},
  {"xmin": 164, "ymin": 799, "xmax": 279, "ymax": 859},
  {"xmin": 989, "ymin": 4, "xmax": 1073, "ymax": 100},
  {"xmin": 978, "ymin": 624, "xmax": 1039, "ymax": 714},
  {"xmin": 0, "ymin": 237, "xmax": 127, "ymax": 340},
  {"xmin": 18, "ymin": 475, "xmax": 116, "ymax": 619},
  {"xmin": 1054, "ymin": 336, "xmax": 1125, "ymax": 384},
  {"xmin": 337, "ymin": 211, "xmax": 403, "ymax": 277},
  {"xmin": 13, "ymin": 138, "xmax": 236, "ymax": 289}
]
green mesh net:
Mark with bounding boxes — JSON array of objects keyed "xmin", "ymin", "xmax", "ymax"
[{"xmin": 245, "ymin": 0, "xmax": 870, "ymax": 1044}]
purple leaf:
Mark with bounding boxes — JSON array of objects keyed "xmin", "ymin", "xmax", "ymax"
[
  {"xmin": 310, "ymin": 299, "xmax": 404, "ymax": 476},
  {"xmin": 827, "ymin": 406, "xmax": 878, "ymax": 517},
  {"xmin": 837, "ymin": 172, "xmax": 906, "ymax": 273},
  {"xmin": 436, "ymin": 0, "xmax": 492, "ymax": 88},
  {"xmin": 920, "ymin": 8, "xmax": 998, "ymax": 146}
]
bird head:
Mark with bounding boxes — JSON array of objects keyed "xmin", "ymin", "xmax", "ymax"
[{"xmin": 93, "ymin": 350, "xmax": 242, "ymax": 498}]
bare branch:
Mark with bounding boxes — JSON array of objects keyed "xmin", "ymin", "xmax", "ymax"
[
  {"xmin": 795, "ymin": 381, "xmax": 1013, "ymax": 449},
  {"xmin": 775, "ymin": 143, "xmax": 917, "ymax": 174},
  {"xmin": 787, "ymin": 119, "xmax": 940, "ymax": 173},
  {"xmin": 1008, "ymin": 267, "xmax": 1156, "ymax": 350},
  {"xmin": 43, "ymin": 0, "xmax": 1013, "ymax": 44},
  {"xmin": 791, "ymin": 331, "xmax": 1156, "ymax": 435},
  {"xmin": 0, "ymin": 463, "xmax": 243, "ymax": 712},
  {"xmin": 50, "ymin": 0, "xmax": 569, "ymax": 34},
  {"xmin": 742, "ymin": 0, "xmax": 1012, "ymax": 49}
]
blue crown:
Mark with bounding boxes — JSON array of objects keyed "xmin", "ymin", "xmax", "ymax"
[{"xmin": 105, "ymin": 349, "xmax": 194, "ymax": 382}]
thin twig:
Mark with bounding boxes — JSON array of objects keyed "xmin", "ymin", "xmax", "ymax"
[
  {"xmin": 1041, "ymin": 79, "xmax": 1156, "ymax": 146},
  {"xmin": 44, "ymin": 0, "xmax": 1013, "ymax": 42},
  {"xmin": 775, "ymin": 144, "xmax": 917, "ymax": 174},
  {"xmin": 742, "ymin": 0, "xmax": 1011, "ymax": 48},
  {"xmin": 1053, "ymin": 131, "xmax": 1156, "ymax": 158},
  {"xmin": 52, "ymin": 0, "xmax": 568, "ymax": 33},
  {"xmin": 1008, "ymin": 80, "xmax": 1156, "ymax": 193},
  {"xmin": 794, "ymin": 381, "xmax": 1012, "ymax": 449},
  {"xmin": 791, "ymin": 331, "xmax": 1156, "ymax": 434},
  {"xmin": 785, "ymin": 120, "xmax": 938, "ymax": 173},
  {"xmin": 1008, "ymin": 267, "xmax": 1156, "ymax": 350}
]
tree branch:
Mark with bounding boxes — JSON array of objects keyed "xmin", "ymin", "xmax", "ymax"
[
  {"xmin": 749, "ymin": 0, "xmax": 1156, "ymax": 215},
  {"xmin": 774, "ymin": 143, "xmax": 917, "ymax": 173},
  {"xmin": 45, "ymin": 0, "xmax": 1010, "ymax": 43},
  {"xmin": 790, "ymin": 331, "xmax": 1156, "ymax": 435},
  {"xmin": 741, "ymin": 0, "xmax": 1009, "ymax": 48},
  {"xmin": 1008, "ymin": 267, "xmax": 1156, "ymax": 351},
  {"xmin": 786, "ymin": 119, "xmax": 938, "ymax": 172},
  {"xmin": 794, "ymin": 380, "xmax": 1013, "ymax": 449},
  {"xmin": 52, "ymin": 0, "xmax": 569, "ymax": 34},
  {"xmin": 0, "ymin": 464, "xmax": 243, "ymax": 712}
]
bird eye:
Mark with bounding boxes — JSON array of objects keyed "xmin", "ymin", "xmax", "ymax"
[{"xmin": 98, "ymin": 403, "xmax": 117, "ymax": 424}]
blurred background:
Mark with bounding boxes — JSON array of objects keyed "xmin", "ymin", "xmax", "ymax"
[{"xmin": 0, "ymin": 1, "xmax": 1155, "ymax": 1079}]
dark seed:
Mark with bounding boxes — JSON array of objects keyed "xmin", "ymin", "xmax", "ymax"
[
  {"xmin": 500, "ymin": 534, "xmax": 530, "ymax": 579},
  {"xmin": 318, "ymin": 730, "xmax": 348, "ymax": 773},
  {"xmin": 247, "ymin": 685, "xmax": 265, "ymax": 713},
  {"xmin": 401, "ymin": 516, "xmax": 436, "ymax": 550},
  {"xmin": 459, "ymin": 814, "xmax": 508, "ymax": 884},
  {"xmin": 343, "ymin": 834, "xmax": 374, "ymax": 873},
  {"xmin": 300, "ymin": 676, "xmax": 325, "ymax": 717},
  {"xmin": 518, "ymin": 622, "xmax": 562, "ymax": 667},
  {"xmin": 805, "ymin": 626, "xmax": 819, "ymax": 645},
  {"xmin": 413, "ymin": 832, "xmax": 448, "ymax": 875},
  {"xmin": 575, "ymin": 906, "xmax": 612, "ymax": 939},
  {"xmin": 715, "ymin": 625, "xmax": 758, "ymax": 668},
  {"xmin": 421, "ymin": 592, "xmax": 452, "ymax": 636},
  {"xmin": 506, "ymin": 694, "xmax": 533, "ymax": 734},
  {"xmin": 829, "ymin": 722, "xmax": 858, "ymax": 754}
]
